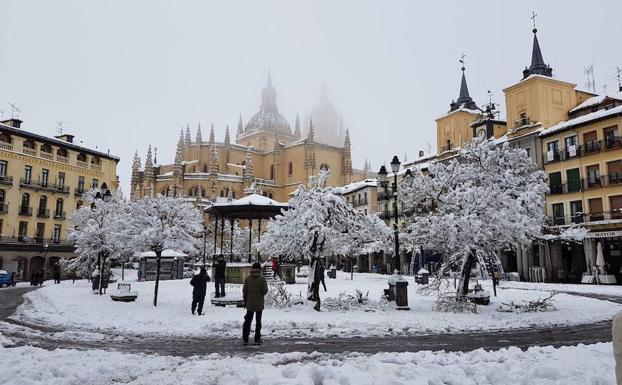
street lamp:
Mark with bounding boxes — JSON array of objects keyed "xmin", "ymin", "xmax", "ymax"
[
  {"xmin": 93, "ymin": 183, "xmax": 112, "ymax": 295},
  {"xmin": 378, "ymin": 156, "xmax": 409, "ymax": 310}
]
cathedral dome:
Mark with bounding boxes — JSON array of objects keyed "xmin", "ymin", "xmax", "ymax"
[{"xmin": 245, "ymin": 73, "xmax": 292, "ymax": 136}]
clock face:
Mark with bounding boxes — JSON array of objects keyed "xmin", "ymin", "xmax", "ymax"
[{"xmin": 477, "ymin": 129, "xmax": 486, "ymax": 139}]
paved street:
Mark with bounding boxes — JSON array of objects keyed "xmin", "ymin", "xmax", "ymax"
[{"xmin": 0, "ymin": 286, "xmax": 615, "ymax": 357}]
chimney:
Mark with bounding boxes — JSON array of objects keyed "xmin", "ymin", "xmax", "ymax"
[
  {"xmin": 55, "ymin": 134, "xmax": 75, "ymax": 143},
  {"xmin": 418, "ymin": 150, "xmax": 424, "ymax": 158},
  {"xmin": 1, "ymin": 118, "xmax": 23, "ymax": 128}
]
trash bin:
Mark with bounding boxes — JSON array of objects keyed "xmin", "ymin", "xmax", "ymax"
[
  {"xmin": 387, "ymin": 274, "xmax": 409, "ymax": 310},
  {"xmin": 416, "ymin": 268, "xmax": 429, "ymax": 285},
  {"xmin": 327, "ymin": 267, "xmax": 337, "ymax": 279}
]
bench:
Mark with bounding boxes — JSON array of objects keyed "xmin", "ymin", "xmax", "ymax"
[
  {"xmin": 110, "ymin": 283, "xmax": 139, "ymax": 302},
  {"xmin": 210, "ymin": 284, "xmax": 245, "ymax": 307}
]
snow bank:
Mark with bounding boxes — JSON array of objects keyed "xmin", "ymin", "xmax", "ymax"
[
  {"xmin": 0, "ymin": 342, "xmax": 615, "ymax": 384},
  {"xmin": 12, "ymin": 272, "xmax": 622, "ymax": 339}
]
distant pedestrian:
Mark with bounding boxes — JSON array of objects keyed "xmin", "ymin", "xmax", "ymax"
[
  {"xmin": 10, "ymin": 272, "xmax": 16, "ymax": 287},
  {"xmin": 319, "ymin": 262, "xmax": 327, "ymax": 292},
  {"xmin": 190, "ymin": 267, "xmax": 210, "ymax": 315},
  {"xmin": 30, "ymin": 270, "xmax": 37, "ymax": 286},
  {"xmin": 242, "ymin": 262, "xmax": 268, "ymax": 345},
  {"xmin": 37, "ymin": 270, "xmax": 44, "ymax": 286},
  {"xmin": 271, "ymin": 257, "xmax": 282, "ymax": 280},
  {"xmin": 214, "ymin": 254, "xmax": 226, "ymax": 297},
  {"xmin": 53, "ymin": 263, "xmax": 61, "ymax": 284}
]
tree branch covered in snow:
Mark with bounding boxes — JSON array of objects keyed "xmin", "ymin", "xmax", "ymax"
[{"xmin": 399, "ymin": 139, "xmax": 548, "ymax": 298}]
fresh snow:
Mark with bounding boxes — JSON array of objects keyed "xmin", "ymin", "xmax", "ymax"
[
  {"xmin": 540, "ymin": 105, "xmax": 622, "ymax": 137},
  {"xmin": 0, "ymin": 341, "xmax": 616, "ymax": 384},
  {"xmin": 569, "ymin": 92, "xmax": 622, "ymax": 113},
  {"xmin": 10, "ymin": 271, "xmax": 622, "ymax": 339}
]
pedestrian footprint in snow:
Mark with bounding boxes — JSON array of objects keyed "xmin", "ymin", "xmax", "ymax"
[
  {"xmin": 190, "ymin": 267, "xmax": 210, "ymax": 315},
  {"xmin": 242, "ymin": 262, "xmax": 268, "ymax": 345}
]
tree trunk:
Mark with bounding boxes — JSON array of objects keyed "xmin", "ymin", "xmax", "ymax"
[
  {"xmin": 98, "ymin": 252, "xmax": 107, "ymax": 295},
  {"xmin": 456, "ymin": 251, "xmax": 477, "ymax": 299},
  {"xmin": 153, "ymin": 249, "xmax": 162, "ymax": 307}
]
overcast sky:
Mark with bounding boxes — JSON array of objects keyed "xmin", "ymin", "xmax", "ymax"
[{"xmin": 1, "ymin": 0, "xmax": 621, "ymax": 195}]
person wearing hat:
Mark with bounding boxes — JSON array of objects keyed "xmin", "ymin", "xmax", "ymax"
[{"xmin": 242, "ymin": 262, "xmax": 268, "ymax": 345}]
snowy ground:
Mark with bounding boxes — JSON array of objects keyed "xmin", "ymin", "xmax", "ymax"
[
  {"xmin": 10, "ymin": 270, "xmax": 622, "ymax": 339},
  {"xmin": 0, "ymin": 338, "xmax": 615, "ymax": 385}
]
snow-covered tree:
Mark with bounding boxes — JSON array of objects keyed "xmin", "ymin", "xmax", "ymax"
[
  {"xmin": 399, "ymin": 139, "xmax": 549, "ymax": 299},
  {"xmin": 67, "ymin": 188, "xmax": 128, "ymax": 293},
  {"xmin": 122, "ymin": 196, "xmax": 203, "ymax": 306},
  {"xmin": 257, "ymin": 170, "xmax": 391, "ymax": 310}
]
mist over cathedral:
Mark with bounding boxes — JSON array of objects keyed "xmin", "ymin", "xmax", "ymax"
[{"xmin": 130, "ymin": 73, "xmax": 369, "ymax": 203}]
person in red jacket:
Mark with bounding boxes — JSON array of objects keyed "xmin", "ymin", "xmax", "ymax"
[{"xmin": 271, "ymin": 257, "xmax": 282, "ymax": 280}]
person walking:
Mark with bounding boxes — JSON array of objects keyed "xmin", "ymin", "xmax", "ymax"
[
  {"xmin": 271, "ymin": 257, "xmax": 282, "ymax": 280},
  {"xmin": 214, "ymin": 254, "xmax": 226, "ymax": 297},
  {"xmin": 190, "ymin": 267, "xmax": 210, "ymax": 315},
  {"xmin": 319, "ymin": 262, "xmax": 327, "ymax": 292},
  {"xmin": 242, "ymin": 262, "xmax": 268, "ymax": 345},
  {"xmin": 37, "ymin": 270, "xmax": 44, "ymax": 286},
  {"xmin": 10, "ymin": 272, "xmax": 16, "ymax": 287},
  {"xmin": 53, "ymin": 263, "xmax": 61, "ymax": 284}
]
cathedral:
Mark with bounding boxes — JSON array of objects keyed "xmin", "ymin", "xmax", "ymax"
[{"xmin": 130, "ymin": 74, "xmax": 366, "ymax": 204}]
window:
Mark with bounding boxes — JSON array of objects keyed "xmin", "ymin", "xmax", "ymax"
[
  {"xmin": 583, "ymin": 131, "xmax": 599, "ymax": 153},
  {"xmin": 20, "ymin": 193, "xmax": 30, "ymax": 213},
  {"xmin": 23, "ymin": 140, "xmax": 35, "ymax": 149},
  {"xmin": 41, "ymin": 169, "xmax": 49, "ymax": 187},
  {"xmin": 231, "ymin": 191, "xmax": 235, "ymax": 199},
  {"xmin": 611, "ymin": 195, "xmax": 622, "ymax": 219},
  {"xmin": 586, "ymin": 165, "xmax": 601, "ymax": 187},
  {"xmin": 57, "ymin": 172, "xmax": 65, "ymax": 188},
  {"xmin": 364, "ymin": 192, "xmax": 368, "ymax": 204},
  {"xmin": 604, "ymin": 125, "xmax": 620, "ymax": 149},
  {"xmin": 525, "ymin": 148, "xmax": 531, "ymax": 159},
  {"xmin": 92, "ymin": 179, "xmax": 99, "ymax": 188},
  {"xmin": 0, "ymin": 133, "xmax": 11, "ymax": 143},
  {"xmin": 76, "ymin": 176, "xmax": 84, "ymax": 193},
  {"xmin": 36, "ymin": 223, "xmax": 45, "ymax": 242},
  {"xmin": 546, "ymin": 141, "xmax": 559, "ymax": 162},
  {"xmin": 270, "ymin": 164, "xmax": 275, "ymax": 180},
  {"xmin": 18, "ymin": 221, "xmax": 28, "ymax": 239},
  {"xmin": 53, "ymin": 225, "xmax": 61, "ymax": 243},
  {"xmin": 0, "ymin": 189, "xmax": 5, "ymax": 212},
  {"xmin": 38, "ymin": 196, "xmax": 47, "ymax": 216},
  {"xmin": 288, "ymin": 162, "xmax": 293, "ymax": 176},
  {"xmin": 608, "ymin": 161, "xmax": 622, "ymax": 184},
  {"xmin": 24, "ymin": 165, "xmax": 32, "ymax": 184},
  {"xmin": 55, "ymin": 198, "xmax": 64, "ymax": 218},
  {"xmin": 588, "ymin": 198, "xmax": 604, "ymax": 221},
  {"xmin": 0, "ymin": 160, "xmax": 7, "ymax": 177},
  {"xmin": 549, "ymin": 172, "xmax": 562, "ymax": 194},
  {"xmin": 552, "ymin": 203, "xmax": 565, "ymax": 226},
  {"xmin": 564, "ymin": 135, "xmax": 578, "ymax": 158},
  {"xmin": 77, "ymin": 153, "xmax": 87, "ymax": 162},
  {"xmin": 566, "ymin": 168, "xmax": 581, "ymax": 192},
  {"xmin": 570, "ymin": 200, "xmax": 583, "ymax": 224},
  {"xmin": 57, "ymin": 148, "xmax": 68, "ymax": 158},
  {"xmin": 40, "ymin": 144, "xmax": 52, "ymax": 154}
]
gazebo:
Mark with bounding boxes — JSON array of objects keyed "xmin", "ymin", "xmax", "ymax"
[{"xmin": 205, "ymin": 193, "xmax": 289, "ymax": 263}]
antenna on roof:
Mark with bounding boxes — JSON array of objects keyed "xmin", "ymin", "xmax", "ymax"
[
  {"xmin": 616, "ymin": 65, "xmax": 622, "ymax": 92},
  {"xmin": 55, "ymin": 121, "xmax": 69, "ymax": 135},
  {"xmin": 584, "ymin": 65, "xmax": 596, "ymax": 93},
  {"xmin": 7, "ymin": 102, "xmax": 21, "ymax": 120}
]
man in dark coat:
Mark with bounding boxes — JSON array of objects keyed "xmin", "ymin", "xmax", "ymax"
[
  {"xmin": 214, "ymin": 254, "xmax": 226, "ymax": 298},
  {"xmin": 190, "ymin": 267, "xmax": 210, "ymax": 315},
  {"xmin": 319, "ymin": 262, "xmax": 327, "ymax": 292},
  {"xmin": 53, "ymin": 263, "xmax": 61, "ymax": 284},
  {"xmin": 242, "ymin": 262, "xmax": 268, "ymax": 345}
]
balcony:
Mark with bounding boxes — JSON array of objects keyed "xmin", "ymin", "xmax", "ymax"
[
  {"xmin": 76, "ymin": 160, "xmax": 88, "ymax": 169},
  {"xmin": 22, "ymin": 147, "xmax": 37, "ymax": 157},
  {"xmin": 56, "ymin": 155, "xmax": 69, "ymax": 164},
  {"xmin": 91, "ymin": 163, "xmax": 102, "ymax": 171},
  {"xmin": 549, "ymin": 210, "xmax": 622, "ymax": 226},
  {"xmin": 19, "ymin": 179, "xmax": 70, "ymax": 195},
  {"xmin": 0, "ymin": 142, "xmax": 14, "ymax": 151},
  {"xmin": 54, "ymin": 211, "xmax": 66, "ymax": 220},
  {"xmin": 37, "ymin": 208, "xmax": 50, "ymax": 218},
  {"xmin": 18, "ymin": 206, "xmax": 32, "ymax": 216},
  {"xmin": 74, "ymin": 186, "xmax": 86, "ymax": 197},
  {"xmin": 0, "ymin": 235, "xmax": 74, "ymax": 247},
  {"xmin": 583, "ymin": 140, "xmax": 601, "ymax": 155},
  {"xmin": 548, "ymin": 175, "xmax": 622, "ymax": 195},
  {"xmin": 40, "ymin": 151, "xmax": 53, "ymax": 160},
  {"xmin": 0, "ymin": 202, "xmax": 8, "ymax": 214},
  {"xmin": 53, "ymin": 183, "xmax": 70, "ymax": 195},
  {"xmin": 0, "ymin": 175, "xmax": 13, "ymax": 186},
  {"xmin": 605, "ymin": 136, "xmax": 622, "ymax": 150}
]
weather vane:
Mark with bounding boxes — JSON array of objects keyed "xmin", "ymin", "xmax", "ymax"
[{"xmin": 531, "ymin": 11, "xmax": 538, "ymax": 30}]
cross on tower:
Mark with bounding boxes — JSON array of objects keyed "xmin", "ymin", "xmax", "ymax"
[
  {"xmin": 531, "ymin": 11, "xmax": 538, "ymax": 30},
  {"xmin": 459, "ymin": 53, "xmax": 466, "ymax": 71}
]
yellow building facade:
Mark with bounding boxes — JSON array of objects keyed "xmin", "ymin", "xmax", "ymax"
[
  {"xmin": 0, "ymin": 118, "xmax": 120, "ymax": 281},
  {"xmin": 131, "ymin": 75, "xmax": 365, "ymax": 210}
]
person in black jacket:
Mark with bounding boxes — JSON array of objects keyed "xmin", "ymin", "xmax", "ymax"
[
  {"xmin": 214, "ymin": 254, "xmax": 227, "ymax": 298},
  {"xmin": 190, "ymin": 267, "xmax": 210, "ymax": 315}
]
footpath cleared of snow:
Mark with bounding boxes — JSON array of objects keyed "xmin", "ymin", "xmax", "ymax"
[
  {"xmin": 12, "ymin": 271, "xmax": 622, "ymax": 339},
  {"xmin": 0, "ymin": 339, "xmax": 615, "ymax": 385},
  {"xmin": 500, "ymin": 280, "xmax": 622, "ymax": 296}
]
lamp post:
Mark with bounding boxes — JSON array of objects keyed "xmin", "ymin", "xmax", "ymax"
[
  {"xmin": 93, "ymin": 183, "xmax": 112, "ymax": 295},
  {"xmin": 378, "ymin": 157, "xmax": 410, "ymax": 310}
]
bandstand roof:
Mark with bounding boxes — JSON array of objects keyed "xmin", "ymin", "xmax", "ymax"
[{"xmin": 205, "ymin": 193, "xmax": 289, "ymax": 220}]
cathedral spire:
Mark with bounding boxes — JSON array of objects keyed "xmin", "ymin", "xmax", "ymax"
[
  {"xmin": 144, "ymin": 145, "xmax": 154, "ymax": 183},
  {"xmin": 294, "ymin": 113, "xmax": 301, "ymax": 138},
  {"xmin": 450, "ymin": 56, "xmax": 478, "ymax": 112},
  {"xmin": 209, "ymin": 124, "xmax": 215, "ymax": 144},
  {"xmin": 237, "ymin": 115, "xmax": 244, "ymax": 137},
  {"xmin": 522, "ymin": 15, "xmax": 553, "ymax": 79},
  {"xmin": 243, "ymin": 148, "xmax": 254, "ymax": 186},
  {"xmin": 342, "ymin": 128, "xmax": 352, "ymax": 181},
  {"xmin": 196, "ymin": 123, "xmax": 203, "ymax": 144},
  {"xmin": 185, "ymin": 123, "xmax": 192, "ymax": 147},
  {"xmin": 131, "ymin": 151, "xmax": 141, "ymax": 186},
  {"xmin": 224, "ymin": 125, "xmax": 231, "ymax": 147},
  {"xmin": 261, "ymin": 70, "xmax": 278, "ymax": 112},
  {"xmin": 307, "ymin": 119, "xmax": 314, "ymax": 141},
  {"xmin": 178, "ymin": 128, "xmax": 185, "ymax": 148},
  {"xmin": 173, "ymin": 137, "xmax": 183, "ymax": 179}
]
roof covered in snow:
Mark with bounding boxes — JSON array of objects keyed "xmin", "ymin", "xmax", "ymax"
[
  {"xmin": 569, "ymin": 92, "xmax": 622, "ymax": 114},
  {"xmin": 540, "ymin": 105, "xmax": 622, "ymax": 137},
  {"xmin": 137, "ymin": 249, "xmax": 187, "ymax": 258},
  {"xmin": 333, "ymin": 179, "xmax": 377, "ymax": 195}
]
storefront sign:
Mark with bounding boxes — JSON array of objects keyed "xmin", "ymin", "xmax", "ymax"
[{"xmin": 587, "ymin": 230, "xmax": 622, "ymax": 238}]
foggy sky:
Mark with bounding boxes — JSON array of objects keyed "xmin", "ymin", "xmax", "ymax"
[{"xmin": 1, "ymin": 0, "xmax": 621, "ymax": 195}]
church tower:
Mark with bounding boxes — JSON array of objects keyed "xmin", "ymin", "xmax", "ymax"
[
  {"xmin": 436, "ymin": 58, "xmax": 481, "ymax": 154},
  {"xmin": 130, "ymin": 151, "xmax": 142, "ymax": 201},
  {"xmin": 342, "ymin": 129, "xmax": 352, "ymax": 184}
]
